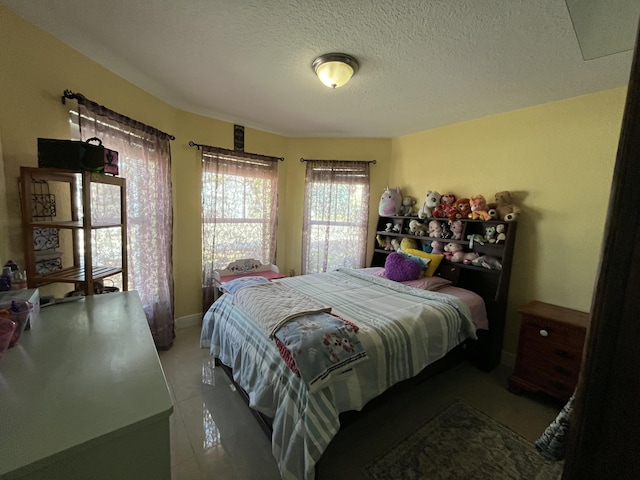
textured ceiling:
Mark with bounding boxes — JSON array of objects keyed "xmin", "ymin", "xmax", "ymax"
[{"xmin": 1, "ymin": 0, "xmax": 637, "ymax": 138}]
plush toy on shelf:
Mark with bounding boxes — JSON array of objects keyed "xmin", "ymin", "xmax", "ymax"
[
  {"xmin": 485, "ymin": 226, "xmax": 497, "ymax": 243},
  {"xmin": 430, "ymin": 240, "xmax": 445, "ymax": 255},
  {"xmin": 409, "ymin": 220, "xmax": 429, "ymax": 236},
  {"xmin": 385, "ymin": 223, "xmax": 393, "ymax": 232},
  {"xmin": 451, "ymin": 197, "xmax": 472, "ymax": 222},
  {"xmin": 495, "ymin": 224, "xmax": 507, "ymax": 244},
  {"xmin": 469, "ymin": 194, "xmax": 493, "ymax": 220},
  {"xmin": 418, "ymin": 191, "xmax": 442, "ymax": 219},
  {"xmin": 471, "ymin": 255, "xmax": 503, "ymax": 270},
  {"xmin": 440, "ymin": 221, "xmax": 452, "ymax": 239},
  {"xmin": 378, "ymin": 186, "xmax": 403, "ymax": 216},
  {"xmin": 428, "ymin": 220, "xmax": 443, "ymax": 238},
  {"xmin": 444, "ymin": 242, "xmax": 479, "ymax": 264},
  {"xmin": 494, "ymin": 191, "xmax": 521, "ymax": 222},
  {"xmin": 399, "ymin": 196, "xmax": 417, "ymax": 216},
  {"xmin": 392, "ymin": 223, "xmax": 402, "ymax": 233},
  {"xmin": 400, "ymin": 237, "xmax": 420, "ymax": 251},
  {"xmin": 433, "ymin": 192, "xmax": 457, "ymax": 219},
  {"xmin": 450, "ymin": 220, "xmax": 463, "ymax": 240},
  {"xmin": 390, "ymin": 238, "xmax": 400, "ymax": 251}
]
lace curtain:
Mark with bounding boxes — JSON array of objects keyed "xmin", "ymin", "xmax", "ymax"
[
  {"xmin": 201, "ymin": 146, "xmax": 279, "ymax": 312},
  {"xmin": 302, "ymin": 160, "xmax": 370, "ymax": 274},
  {"xmin": 77, "ymin": 99, "xmax": 175, "ymax": 349}
]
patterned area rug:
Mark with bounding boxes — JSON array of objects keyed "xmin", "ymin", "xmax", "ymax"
[{"xmin": 365, "ymin": 400, "xmax": 564, "ymax": 480}]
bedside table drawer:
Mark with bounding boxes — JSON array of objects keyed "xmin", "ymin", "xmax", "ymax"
[
  {"xmin": 521, "ymin": 319, "xmax": 585, "ymax": 351},
  {"xmin": 509, "ymin": 301, "xmax": 589, "ymax": 402}
]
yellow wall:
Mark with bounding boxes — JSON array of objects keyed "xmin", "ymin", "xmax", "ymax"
[
  {"xmin": 0, "ymin": 6, "xmax": 627, "ymax": 356},
  {"xmin": 390, "ymin": 88, "xmax": 625, "ymax": 352}
]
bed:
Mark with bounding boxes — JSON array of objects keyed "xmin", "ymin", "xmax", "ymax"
[{"xmin": 200, "ymin": 266, "xmax": 491, "ymax": 480}]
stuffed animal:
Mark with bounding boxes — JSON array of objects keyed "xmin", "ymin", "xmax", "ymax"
[
  {"xmin": 430, "ymin": 240, "xmax": 444, "ymax": 255},
  {"xmin": 469, "ymin": 194, "xmax": 493, "ymax": 220},
  {"xmin": 400, "ymin": 237, "xmax": 420, "ymax": 251},
  {"xmin": 384, "ymin": 237, "xmax": 393, "ymax": 251},
  {"xmin": 433, "ymin": 192, "xmax": 457, "ymax": 219},
  {"xmin": 450, "ymin": 197, "xmax": 471, "ymax": 222},
  {"xmin": 378, "ymin": 186, "xmax": 402, "ymax": 216},
  {"xmin": 428, "ymin": 220, "xmax": 443, "ymax": 238},
  {"xmin": 409, "ymin": 220, "xmax": 429, "ymax": 236},
  {"xmin": 485, "ymin": 226, "xmax": 497, "ymax": 243},
  {"xmin": 392, "ymin": 223, "xmax": 402, "ymax": 233},
  {"xmin": 467, "ymin": 234, "xmax": 486, "ymax": 247},
  {"xmin": 385, "ymin": 223, "xmax": 393, "ymax": 232},
  {"xmin": 390, "ymin": 238, "xmax": 400, "ymax": 251},
  {"xmin": 471, "ymin": 255, "xmax": 503, "ymax": 270},
  {"xmin": 450, "ymin": 220, "xmax": 463, "ymax": 240},
  {"xmin": 376, "ymin": 234, "xmax": 386, "ymax": 249},
  {"xmin": 494, "ymin": 191, "xmax": 521, "ymax": 222},
  {"xmin": 440, "ymin": 221, "xmax": 452, "ymax": 239},
  {"xmin": 418, "ymin": 191, "xmax": 442, "ymax": 219},
  {"xmin": 495, "ymin": 224, "xmax": 507, "ymax": 244},
  {"xmin": 486, "ymin": 202, "xmax": 498, "ymax": 220},
  {"xmin": 443, "ymin": 242, "xmax": 478, "ymax": 263},
  {"xmin": 399, "ymin": 196, "xmax": 417, "ymax": 216}
]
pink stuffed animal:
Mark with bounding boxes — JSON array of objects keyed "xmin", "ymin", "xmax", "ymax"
[
  {"xmin": 430, "ymin": 240, "xmax": 444, "ymax": 255},
  {"xmin": 444, "ymin": 242, "xmax": 479, "ymax": 264}
]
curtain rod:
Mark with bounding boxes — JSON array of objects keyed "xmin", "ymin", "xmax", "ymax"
[
  {"xmin": 189, "ymin": 141, "xmax": 284, "ymax": 162},
  {"xmin": 299, "ymin": 157, "xmax": 376, "ymax": 164},
  {"xmin": 61, "ymin": 89, "xmax": 176, "ymax": 141}
]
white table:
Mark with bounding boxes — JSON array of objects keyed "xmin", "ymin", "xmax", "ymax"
[{"xmin": 0, "ymin": 292, "xmax": 173, "ymax": 480}]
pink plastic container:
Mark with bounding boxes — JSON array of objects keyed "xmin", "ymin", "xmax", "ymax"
[{"xmin": 0, "ymin": 317, "xmax": 16, "ymax": 367}]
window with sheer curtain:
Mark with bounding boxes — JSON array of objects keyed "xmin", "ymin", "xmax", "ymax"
[
  {"xmin": 302, "ymin": 160, "xmax": 370, "ymax": 274},
  {"xmin": 72, "ymin": 98, "xmax": 175, "ymax": 350},
  {"xmin": 201, "ymin": 146, "xmax": 279, "ymax": 312}
]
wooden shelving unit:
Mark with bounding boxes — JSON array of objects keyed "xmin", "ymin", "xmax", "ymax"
[{"xmin": 20, "ymin": 166, "xmax": 127, "ymax": 295}]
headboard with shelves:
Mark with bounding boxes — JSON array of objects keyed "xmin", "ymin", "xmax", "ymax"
[{"xmin": 371, "ymin": 214, "xmax": 518, "ymax": 370}]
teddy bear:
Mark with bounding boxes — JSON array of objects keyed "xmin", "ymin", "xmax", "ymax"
[
  {"xmin": 469, "ymin": 194, "xmax": 493, "ymax": 220},
  {"xmin": 428, "ymin": 220, "xmax": 443, "ymax": 238},
  {"xmin": 378, "ymin": 186, "xmax": 402, "ymax": 216},
  {"xmin": 399, "ymin": 196, "xmax": 417, "ymax": 216},
  {"xmin": 418, "ymin": 191, "xmax": 442, "ymax": 219},
  {"xmin": 486, "ymin": 202, "xmax": 498, "ymax": 220},
  {"xmin": 433, "ymin": 192, "xmax": 457, "ymax": 219},
  {"xmin": 443, "ymin": 242, "xmax": 479, "ymax": 264},
  {"xmin": 494, "ymin": 191, "xmax": 521, "ymax": 222},
  {"xmin": 409, "ymin": 220, "xmax": 429, "ymax": 236},
  {"xmin": 450, "ymin": 220, "xmax": 463, "ymax": 240}
]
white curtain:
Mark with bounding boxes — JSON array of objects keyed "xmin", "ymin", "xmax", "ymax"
[
  {"xmin": 77, "ymin": 99, "xmax": 174, "ymax": 349},
  {"xmin": 302, "ymin": 160, "xmax": 370, "ymax": 274},
  {"xmin": 201, "ymin": 146, "xmax": 279, "ymax": 312}
]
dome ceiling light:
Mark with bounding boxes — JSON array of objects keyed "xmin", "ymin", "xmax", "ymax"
[{"xmin": 312, "ymin": 53, "xmax": 359, "ymax": 89}]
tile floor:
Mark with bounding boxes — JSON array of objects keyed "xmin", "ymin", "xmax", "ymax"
[{"xmin": 159, "ymin": 325, "xmax": 565, "ymax": 480}]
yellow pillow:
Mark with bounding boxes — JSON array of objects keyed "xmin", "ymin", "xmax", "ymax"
[{"xmin": 404, "ymin": 248, "xmax": 444, "ymax": 277}]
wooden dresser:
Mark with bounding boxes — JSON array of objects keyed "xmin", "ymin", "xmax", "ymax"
[{"xmin": 508, "ymin": 300, "xmax": 589, "ymax": 402}]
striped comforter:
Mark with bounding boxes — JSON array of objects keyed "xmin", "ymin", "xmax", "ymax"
[{"xmin": 200, "ymin": 268, "xmax": 477, "ymax": 480}]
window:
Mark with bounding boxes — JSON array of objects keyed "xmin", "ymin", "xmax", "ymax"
[
  {"xmin": 201, "ymin": 146, "xmax": 279, "ymax": 310},
  {"xmin": 302, "ymin": 160, "xmax": 370, "ymax": 274}
]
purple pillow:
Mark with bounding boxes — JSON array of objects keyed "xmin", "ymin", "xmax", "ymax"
[{"xmin": 384, "ymin": 252, "xmax": 422, "ymax": 282}]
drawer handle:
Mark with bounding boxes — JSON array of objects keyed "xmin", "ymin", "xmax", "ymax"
[{"xmin": 539, "ymin": 329, "xmax": 549, "ymax": 337}]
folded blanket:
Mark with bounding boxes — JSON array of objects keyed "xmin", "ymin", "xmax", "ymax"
[
  {"xmin": 274, "ymin": 312, "xmax": 367, "ymax": 393},
  {"xmin": 232, "ymin": 281, "xmax": 331, "ymax": 338}
]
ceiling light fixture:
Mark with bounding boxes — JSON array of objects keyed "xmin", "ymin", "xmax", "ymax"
[{"xmin": 312, "ymin": 53, "xmax": 359, "ymax": 89}]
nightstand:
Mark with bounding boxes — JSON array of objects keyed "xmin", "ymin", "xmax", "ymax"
[{"xmin": 508, "ymin": 301, "xmax": 589, "ymax": 402}]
